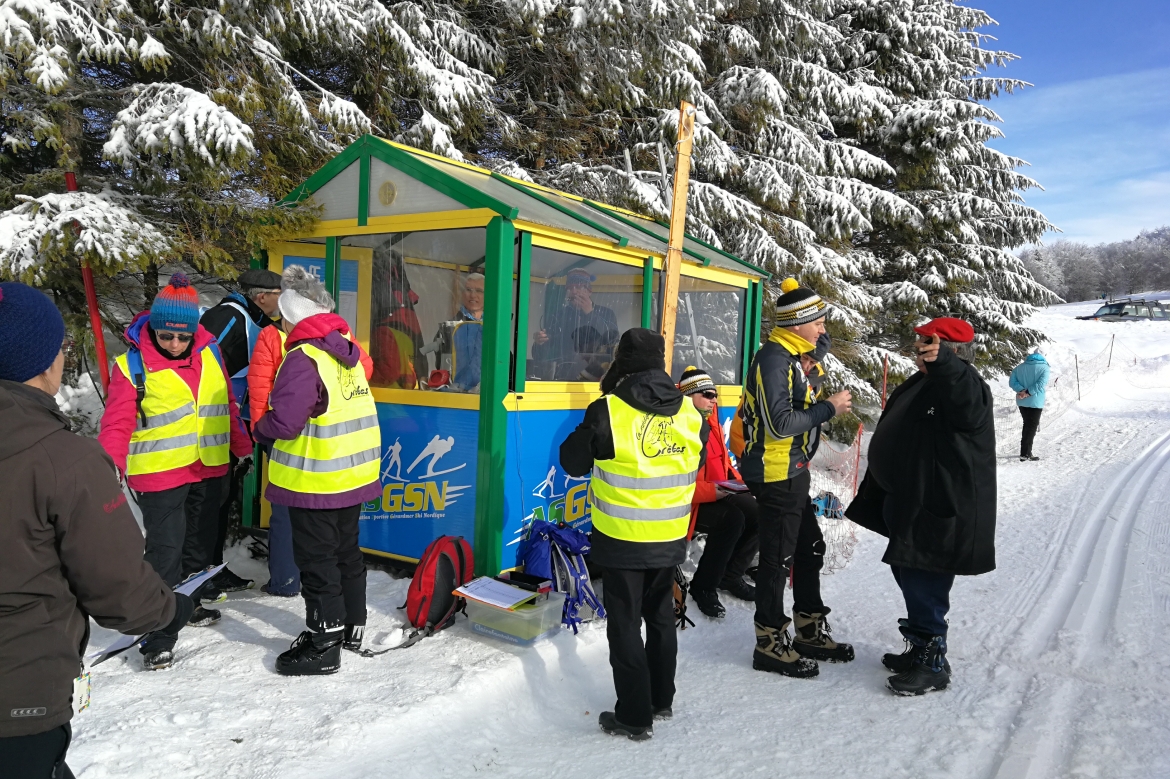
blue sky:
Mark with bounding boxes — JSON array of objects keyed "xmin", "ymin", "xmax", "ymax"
[{"xmin": 968, "ymin": 0, "xmax": 1170, "ymax": 245}]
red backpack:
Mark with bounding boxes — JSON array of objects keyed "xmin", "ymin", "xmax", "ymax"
[{"xmin": 398, "ymin": 536, "xmax": 474, "ymax": 647}]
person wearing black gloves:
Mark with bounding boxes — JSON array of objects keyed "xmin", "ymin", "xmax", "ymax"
[
  {"xmin": 846, "ymin": 317, "xmax": 996, "ymax": 696},
  {"xmin": 0, "ymin": 282, "xmax": 191, "ymax": 779},
  {"xmin": 200, "ymin": 268, "xmax": 282, "ymax": 593},
  {"xmin": 560, "ymin": 329, "xmax": 706, "ymax": 741}
]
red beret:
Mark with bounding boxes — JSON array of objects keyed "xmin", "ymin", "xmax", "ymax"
[{"xmin": 914, "ymin": 317, "xmax": 974, "ymax": 343}]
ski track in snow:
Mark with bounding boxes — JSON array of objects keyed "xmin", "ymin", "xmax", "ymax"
[{"xmin": 70, "ymin": 302, "xmax": 1170, "ymax": 779}]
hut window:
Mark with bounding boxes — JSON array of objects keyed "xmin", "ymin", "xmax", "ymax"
[
  {"xmin": 523, "ymin": 246, "xmax": 645, "ymax": 383},
  {"xmin": 666, "ymin": 276, "xmax": 746, "ymax": 385}
]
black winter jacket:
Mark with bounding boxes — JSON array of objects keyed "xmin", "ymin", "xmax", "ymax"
[
  {"xmin": 845, "ymin": 346, "xmax": 997, "ymax": 575},
  {"xmin": 199, "ymin": 293, "xmax": 275, "ymax": 376},
  {"xmin": 560, "ymin": 370, "xmax": 709, "ymax": 570}
]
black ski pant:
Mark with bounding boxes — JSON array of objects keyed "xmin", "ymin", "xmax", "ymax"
[
  {"xmin": 747, "ymin": 470, "xmax": 825, "ymax": 629},
  {"xmin": 1019, "ymin": 406, "xmax": 1043, "ymax": 457},
  {"xmin": 0, "ymin": 723, "xmax": 74, "ymax": 779},
  {"xmin": 691, "ymin": 492, "xmax": 759, "ymax": 592},
  {"xmin": 600, "ymin": 566, "xmax": 676, "ymax": 729},
  {"xmin": 137, "ymin": 475, "xmax": 226, "ymax": 653},
  {"xmin": 288, "ymin": 504, "xmax": 367, "ymax": 633},
  {"xmin": 212, "ymin": 452, "xmax": 242, "ymax": 566}
]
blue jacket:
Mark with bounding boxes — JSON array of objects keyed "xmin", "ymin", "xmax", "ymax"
[{"xmin": 1009, "ymin": 353, "xmax": 1049, "ymax": 409}]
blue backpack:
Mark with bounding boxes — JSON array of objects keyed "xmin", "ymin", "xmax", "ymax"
[{"xmin": 518, "ymin": 520, "xmax": 605, "ymax": 633}]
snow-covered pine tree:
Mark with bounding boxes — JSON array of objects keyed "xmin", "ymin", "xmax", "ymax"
[
  {"xmin": 0, "ymin": 0, "xmax": 504, "ymax": 332},
  {"xmin": 828, "ymin": 0, "xmax": 1056, "ymax": 377}
]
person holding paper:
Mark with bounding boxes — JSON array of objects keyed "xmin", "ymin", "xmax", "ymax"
[
  {"xmin": 678, "ymin": 367, "xmax": 759, "ymax": 619},
  {"xmin": 0, "ymin": 282, "xmax": 192, "ymax": 778},
  {"xmin": 560, "ymin": 329, "xmax": 706, "ymax": 741}
]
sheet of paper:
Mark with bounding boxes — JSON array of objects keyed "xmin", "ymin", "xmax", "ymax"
[
  {"xmin": 455, "ymin": 577, "xmax": 538, "ymax": 610},
  {"xmin": 88, "ymin": 564, "xmax": 227, "ymax": 666}
]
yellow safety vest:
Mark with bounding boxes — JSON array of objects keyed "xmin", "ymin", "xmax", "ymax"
[
  {"xmin": 589, "ymin": 395, "xmax": 704, "ymax": 543},
  {"xmin": 115, "ymin": 347, "xmax": 232, "ymax": 476},
  {"xmin": 269, "ymin": 342, "xmax": 381, "ymax": 495}
]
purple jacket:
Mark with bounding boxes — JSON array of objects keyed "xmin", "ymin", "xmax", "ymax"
[{"xmin": 254, "ymin": 315, "xmax": 381, "ymax": 509}]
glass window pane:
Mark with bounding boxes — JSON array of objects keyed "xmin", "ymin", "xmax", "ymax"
[
  {"xmin": 368, "ymin": 157, "xmax": 467, "ymax": 217},
  {"xmin": 668, "ymin": 276, "xmax": 745, "ymax": 385},
  {"xmin": 524, "ymin": 246, "xmax": 643, "ymax": 381},
  {"xmin": 343, "ymin": 228, "xmax": 486, "ymax": 393}
]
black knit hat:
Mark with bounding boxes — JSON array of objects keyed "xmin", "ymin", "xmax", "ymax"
[
  {"xmin": 678, "ymin": 366, "xmax": 716, "ymax": 395},
  {"xmin": 600, "ymin": 328, "xmax": 665, "ymax": 394},
  {"xmin": 773, "ymin": 277, "xmax": 829, "ymax": 327}
]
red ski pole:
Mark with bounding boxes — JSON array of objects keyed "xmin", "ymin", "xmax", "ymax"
[{"xmin": 66, "ymin": 172, "xmax": 110, "ymax": 394}]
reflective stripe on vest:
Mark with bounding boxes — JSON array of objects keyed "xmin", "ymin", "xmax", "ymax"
[
  {"xmin": 268, "ymin": 342, "xmax": 381, "ymax": 495},
  {"xmin": 115, "ymin": 346, "xmax": 232, "ymax": 475},
  {"xmin": 588, "ymin": 394, "xmax": 704, "ymax": 543}
]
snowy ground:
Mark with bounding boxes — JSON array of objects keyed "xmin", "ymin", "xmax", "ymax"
[{"xmin": 75, "ymin": 302, "xmax": 1170, "ymax": 779}]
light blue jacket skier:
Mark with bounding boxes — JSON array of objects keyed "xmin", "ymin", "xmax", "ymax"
[{"xmin": 1009, "ymin": 353, "xmax": 1050, "ymax": 409}]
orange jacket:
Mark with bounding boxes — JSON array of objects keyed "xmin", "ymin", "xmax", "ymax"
[
  {"xmin": 693, "ymin": 403, "xmax": 742, "ymax": 505},
  {"xmin": 248, "ymin": 323, "xmax": 373, "ymax": 422}
]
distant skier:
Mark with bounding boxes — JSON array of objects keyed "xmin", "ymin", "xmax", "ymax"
[
  {"xmin": 1009, "ymin": 350, "xmax": 1050, "ymax": 462},
  {"xmin": 846, "ymin": 317, "xmax": 996, "ymax": 696}
]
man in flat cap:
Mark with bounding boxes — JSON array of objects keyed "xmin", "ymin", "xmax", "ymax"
[
  {"xmin": 846, "ymin": 317, "xmax": 996, "ymax": 696},
  {"xmin": 199, "ymin": 267, "xmax": 283, "ymax": 593}
]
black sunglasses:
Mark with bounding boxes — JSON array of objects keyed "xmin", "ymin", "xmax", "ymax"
[
  {"xmin": 700, "ymin": 391, "xmax": 719, "ymax": 400},
  {"xmin": 157, "ymin": 332, "xmax": 194, "ymax": 344}
]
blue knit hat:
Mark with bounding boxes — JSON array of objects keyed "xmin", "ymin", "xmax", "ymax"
[
  {"xmin": 150, "ymin": 272, "xmax": 201, "ymax": 333},
  {"xmin": 0, "ymin": 282, "xmax": 66, "ymax": 383}
]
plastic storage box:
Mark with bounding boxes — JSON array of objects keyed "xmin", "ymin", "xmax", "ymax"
[{"xmin": 466, "ymin": 592, "xmax": 567, "ymax": 646}]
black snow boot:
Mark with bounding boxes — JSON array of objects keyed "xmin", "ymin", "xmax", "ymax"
[
  {"xmin": 343, "ymin": 624, "xmax": 364, "ymax": 653},
  {"xmin": 213, "ymin": 568, "xmax": 255, "ymax": 593},
  {"xmin": 276, "ymin": 630, "xmax": 343, "ymax": 676},
  {"xmin": 691, "ymin": 588, "xmax": 726, "ymax": 619},
  {"xmin": 883, "ymin": 621, "xmax": 951, "ymax": 674},
  {"xmin": 187, "ymin": 606, "xmax": 221, "ymax": 627},
  {"xmin": 142, "ymin": 649, "xmax": 174, "ymax": 671},
  {"xmin": 793, "ymin": 611, "xmax": 855, "ymax": 663},
  {"xmin": 598, "ymin": 711, "xmax": 652, "ymax": 741},
  {"xmin": 753, "ymin": 620, "xmax": 819, "ymax": 678},
  {"xmin": 653, "ymin": 707, "xmax": 673, "ymax": 721},
  {"xmin": 887, "ymin": 635, "xmax": 949, "ymax": 696},
  {"xmin": 719, "ymin": 576, "xmax": 757, "ymax": 602}
]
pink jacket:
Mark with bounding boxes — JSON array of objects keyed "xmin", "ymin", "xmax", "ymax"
[{"xmin": 98, "ymin": 312, "xmax": 253, "ymax": 493}]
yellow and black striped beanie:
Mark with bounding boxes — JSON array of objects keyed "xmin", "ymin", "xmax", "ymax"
[
  {"xmin": 773, "ymin": 277, "xmax": 828, "ymax": 326},
  {"xmin": 678, "ymin": 365, "xmax": 716, "ymax": 395}
]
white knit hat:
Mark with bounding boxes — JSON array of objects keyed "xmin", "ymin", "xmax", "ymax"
[{"xmin": 278, "ymin": 265, "xmax": 333, "ymax": 325}]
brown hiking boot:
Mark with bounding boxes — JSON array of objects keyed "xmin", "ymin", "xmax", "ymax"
[
  {"xmin": 793, "ymin": 611, "xmax": 855, "ymax": 663},
  {"xmin": 752, "ymin": 620, "xmax": 819, "ymax": 678}
]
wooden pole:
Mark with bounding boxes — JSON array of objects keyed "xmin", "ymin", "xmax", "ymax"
[
  {"xmin": 1107, "ymin": 334, "xmax": 1114, "ymax": 368},
  {"xmin": 851, "ymin": 424, "xmax": 864, "ymax": 499},
  {"xmin": 66, "ymin": 172, "xmax": 111, "ymax": 394},
  {"xmin": 660, "ymin": 101, "xmax": 697, "ymax": 377}
]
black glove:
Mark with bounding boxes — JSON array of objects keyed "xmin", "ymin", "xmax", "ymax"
[{"xmin": 163, "ymin": 592, "xmax": 195, "ymax": 635}]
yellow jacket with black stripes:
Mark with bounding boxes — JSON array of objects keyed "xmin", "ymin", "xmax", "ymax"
[{"xmin": 738, "ymin": 329, "xmax": 836, "ymax": 483}]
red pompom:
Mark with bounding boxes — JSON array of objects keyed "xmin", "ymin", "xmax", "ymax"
[{"xmin": 169, "ymin": 272, "xmax": 191, "ymax": 289}]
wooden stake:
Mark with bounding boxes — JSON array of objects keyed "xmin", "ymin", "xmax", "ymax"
[{"xmin": 660, "ymin": 101, "xmax": 697, "ymax": 377}]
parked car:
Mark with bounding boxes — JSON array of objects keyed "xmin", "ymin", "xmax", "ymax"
[{"xmin": 1077, "ymin": 299, "xmax": 1169, "ymax": 321}]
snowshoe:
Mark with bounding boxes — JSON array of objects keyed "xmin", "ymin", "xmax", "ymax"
[
  {"xmin": 793, "ymin": 611, "xmax": 855, "ymax": 663},
  {"xmin": 276, "ymin": 631, "xmax": 343, "ymax": 676},
  {"xmin": 653, "ymin": 707, "xmax": 673, "ymax": 721},
  {"xmin": 752, "ymin": 620, "xmax": 819, "ymax": 678},
  {"xmin": 213, "ymin": 569, "xmax": 255, "ymax": 593},
  {"xmin": 719, "ymin": 576, "xmax": 757, "ymax": 602},
  {"xmin": 691, "ymin": 588, "xmax": 726, "ymax": 619},
  {"xmin": 142, "ymin": 649, "xmax": 174, "ymax": 671},
  {"xmin": 187, "ymin": 606, "xmax": 221, "ymax": 627},
  {"xmin": 598, "ymin": 711, "xmax": 652, "ymax": 741},
  {"xmin": 342, "ymin": 624, "xmax": 364, "ymax": 653},
  {"xmin": 887, "ymin": 635, "xmax": 949, "ymax": 696}
]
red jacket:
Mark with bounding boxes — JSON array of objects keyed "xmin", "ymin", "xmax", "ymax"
[
  {"xmin": 693, "ymin": 404, "xmax": 741, "ymax": 506},
  {"xmin": 249, "ymin": 317, "xmax": 373, "ymax": 423},
  {"xmin": 98, "ymin": 311, "xmax": 252, "ymax": 493}
]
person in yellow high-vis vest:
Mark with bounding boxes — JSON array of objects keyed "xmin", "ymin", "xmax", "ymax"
[
  {"xmin": 98, "ymin": 273, "xmax": 253, "ymax": 671},
  {"xmin": 560, "ymin": 329, "xmax": 706, "ymax": 741},
  {"xmin": 253, "ymin": 266, "xmax": 381, "ymax": 676}
]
